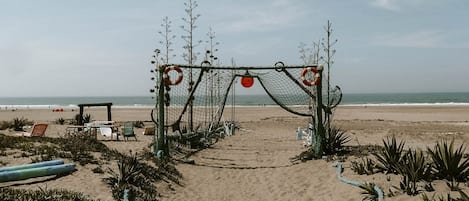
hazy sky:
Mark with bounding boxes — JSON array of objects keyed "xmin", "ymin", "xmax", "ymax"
[{"xmin": 1, "ymin": 0, "xmax": 468, "ymax": 97}]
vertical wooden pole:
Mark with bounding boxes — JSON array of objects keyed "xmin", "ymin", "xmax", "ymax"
[
  {"xmin": 107, "ymin": 105, "xmax": 112, "ymax": 122},
  {"xmin": 189, "ymin": 83, "xmax": 194, "ymax": 132},
  {"xmin": 314, "ymin": 65, "xmax": 325, "ymax": 158},
  {"xmin": 157, "ymin": 66, "xmax": 166, "ymax": 157},
  {"xmin": 78, "ymin": 106, "xmax": 84, "ymax": 126}
]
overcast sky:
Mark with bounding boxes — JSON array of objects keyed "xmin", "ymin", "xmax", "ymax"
[{"xmin": 1, "ymin": 0, "xmax": 468, "ymax": 97}]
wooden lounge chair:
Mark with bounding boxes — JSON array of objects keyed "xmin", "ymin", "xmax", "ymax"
[
  {"xmin": 123, "ymin": 121, "xmax": 137, "ymax": 141},
  {"xmin": 18, "ymin": 123, "xmax": 48, "ymax": 137}
]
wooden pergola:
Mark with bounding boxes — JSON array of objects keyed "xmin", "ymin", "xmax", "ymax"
[{"xmin": 77, "ymin": 102, "xmax": 113, "ymax": 125}]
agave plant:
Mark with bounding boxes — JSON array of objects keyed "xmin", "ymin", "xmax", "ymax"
[
  {"xmin": 422, "ymin": 190, "xmax": 469, "ymax": 201},
  {"xmin": 427, "ymin": 140, "xmax": 469, "ymax": 183},
  {"xmin": 359, "ymin": 182, "xmax": 379, "ymax": 201},
  {"xmin": 397, "ymin": 149, "xmax": 431, "ymax": 195},
  {"xmin": 103, "ymin": 153, "xmax": 160, "ymax": 200},
  {"xmin": 10, "ymin": 117, "xmax": 32, "ymax": 131},
  {"xmin": 373, "ymin": 136, "xmax": 405, "ymax": 174},
  {"xmin": 104, "ymin": 155, "xmax": 143, "ymax": 187},
  {"xmin": 324, "ymin": 127, "xmax": 350, "ymax": 154},
  {"xmin": 351, "ymin": 157, "xmax": 377, "ymax": 175},
  {"xmin": 104, "ymin": 154, "xmax": 143, "ymax": 200}
]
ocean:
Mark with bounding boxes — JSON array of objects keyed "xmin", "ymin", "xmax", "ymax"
[{"xmin": 1, "ymin": 92, "xmax": 469, "ymax": 109}]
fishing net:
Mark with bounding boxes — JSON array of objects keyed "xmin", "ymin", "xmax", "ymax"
[
  {"xmin": 157, "ymin": 63, "xmax": 342, "ymax": 136},
  {"xmin": 159, "ymin": 66, "xmax": 233, "ymax": 135},
  {"xmin": 255, "ymin": 68, "xmax": 314, "ymax": 116}
]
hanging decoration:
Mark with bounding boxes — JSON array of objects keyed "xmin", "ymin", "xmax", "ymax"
[{"xmin": 241, "ymin": 71, "xmax": 254, "ymax": 88}]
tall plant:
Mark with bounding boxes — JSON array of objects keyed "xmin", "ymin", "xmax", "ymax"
[
  {"xmin": 205, "ymin": 27, "xmax": 219, "ymax": 64},
  {"xmin": 298, "ymin": 42, "xmax": 313, "ymax": 66},
  {"xmin": 158, "ymin": 16, "xmax": 176, "ymax": 64},
  {"xmin": 181, "ymin": 0, "xmax": 202, "ymax": 65},
  {"xmin": 181, "ymin": 0, "xmax": 203, "ymax": 132},
  {"xmin": 320, "ymin": 20, "xmax": 338, "ymax": 131},
  {"xmin": 205, "ymin": 27, "xmax": 221, "ymax": 123}
]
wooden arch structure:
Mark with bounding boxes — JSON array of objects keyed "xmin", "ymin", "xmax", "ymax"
[{"xmin": 77, "ymin": 102, "xmax": 113, "ymax": 125}]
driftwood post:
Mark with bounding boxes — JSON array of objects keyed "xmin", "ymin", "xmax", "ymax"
[
  {"xmin": 313, "ymin": 65, "xmax": 325, "ymax": 158},
  {"xmin": 157, "ymin": 66, "xmax": 166, "ymax": 157},
  {"xmin": 78, "ymin": 106, "xmax": 84, "ymax": 126}
]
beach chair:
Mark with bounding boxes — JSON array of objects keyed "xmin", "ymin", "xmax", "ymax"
[
  {"xmin": 142, "ymin": 126, "xmax": 155, "ymax": 135},
  {"xmin": 123, "ymin": 121, "xmax": 137, "ymax": 141},
  {"xmin": 18, "ymin": 123, "xmax": 48, "ymax": 137}
]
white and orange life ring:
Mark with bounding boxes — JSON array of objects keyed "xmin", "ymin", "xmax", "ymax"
[
  {"xmin": 300, "ymin": 66, "xmax": 321, "ymax": 86},
  {"xmin": 163, "ymin": 65, "xmax": 183, "ymax": 85}
]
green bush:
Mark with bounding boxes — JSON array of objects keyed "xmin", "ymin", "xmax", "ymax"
[
  {"xmin": 373, "ymin": 136, "xmax": 405, "ymax": 174},
  {"xmin": 92, "ymin": 166, "xmax": 104, "ymax": 174},
  {"xmin": 74, "ymin": 113, "xmax": 92, "ymax": 125},
  {"xmin": 0, "ymin": 121, "xmax": 10, "ymax": 130},
  {"xmin": 30, "ymin": 144, "xmax": 61, "ymax": 163},
  {"xmin": 0, "ymin": 134, "xmax": 103, "ymax": 166},
  {"xmin": 0, "ymin": 187, "xmax": 96, "ymax": 201},
  {"xmin": 427, "ymin": 140, "xmax": 469, "ymax": 183},
  {"xmin": 10, "ymin": 117, "xmax": 33, "ymax": 131},
  {"xmin": 55, "ymin": 117, "xmax": 66, "ymax": 125},
  {"xmin": 61, "ymin": 136, "xmax": 98, "ymax": 165},
  {"xmin": 83, "ymin": 114, "xmax": 92, "ymax": 124}
]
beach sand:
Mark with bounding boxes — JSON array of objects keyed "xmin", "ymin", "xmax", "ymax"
[{"xmin": 1, "ymin": 106, "xmax": 468, "ymax": 200}]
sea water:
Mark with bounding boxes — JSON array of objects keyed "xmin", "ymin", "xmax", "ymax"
[
  {"xmin": 343, "ymin": 92, "xmax": 469, "ymax": 106},
  {"xmin": 1, "ymin": 92, "xmax": 469, "ymax": 109}
]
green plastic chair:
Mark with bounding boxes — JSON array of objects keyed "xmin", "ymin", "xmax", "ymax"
[{"xmin": 123, "ymin": 122, "xmax": 137, "ymax": 141}]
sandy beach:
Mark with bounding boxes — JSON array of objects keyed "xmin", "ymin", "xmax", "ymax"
[{"xmin": 1, "ymin": 105, "xmax": 468, "ymax": 200}]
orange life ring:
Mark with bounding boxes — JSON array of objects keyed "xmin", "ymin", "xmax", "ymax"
[
  {"xmin": 300, "ymin": 67, "xmax": 321, "ymax": 86},
  {"xmin": 163, "ymin": 65, "xmax": 183, "ymax": 85}
]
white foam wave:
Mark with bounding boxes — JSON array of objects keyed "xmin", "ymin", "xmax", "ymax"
[
  {"xmin": 0, "ymin": 105, "xmax": 67, "ymax": 109},
  {"xmin": 2, "ymin": 102, "xmax": 469, "ymax": 110},
  {"xmin": 343, "ymin": 102, "xmax": 469, "ymax": 107}
]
